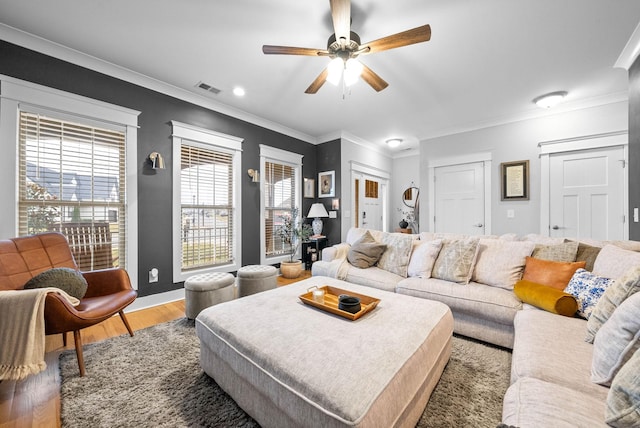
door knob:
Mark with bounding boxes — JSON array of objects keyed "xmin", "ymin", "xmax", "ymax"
[
  {"xmin": 473, "ymin": 223, "xmax": 483, "ymax": 228},
  {"xmin": 552, "ymin": 225, "xmax": 560, "ymax": 230}
]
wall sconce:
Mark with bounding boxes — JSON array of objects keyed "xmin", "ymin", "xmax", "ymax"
[
  {"xmin": 149, "ymin": 152, "xmax": 165, "ymax": 169},
  {"xmin": 247, "ymin": 168, "xmax": 260, "ymax": 182}
]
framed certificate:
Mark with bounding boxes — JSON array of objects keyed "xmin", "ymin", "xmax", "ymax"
[{"xmin": 501, "ymin": 160, "xmax": 529, "ymax": 201}]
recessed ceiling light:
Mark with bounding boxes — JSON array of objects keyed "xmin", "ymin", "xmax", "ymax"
[
  {"xmin": 386, "ymin": 138, "xmax": 402, "ymax": 148},
  {"xmin": 233, "ymin": 87, "xmax": 246, "ymax": 97},
  {"xmin": 533, "ymin": 91, "xmax": 568, "ymax": 109}
]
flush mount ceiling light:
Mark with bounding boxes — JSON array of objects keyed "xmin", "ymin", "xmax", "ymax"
[
  {"xmin": 233, "ymin": 87, "xmax": 246, "ymax": 97},
  {"xmin": 386, "ymin": 138, "xmax": 402, "ymax": 148},
  {"xmin": 533, "ymin": 91, "xmax": 568, "ymax": 109}
]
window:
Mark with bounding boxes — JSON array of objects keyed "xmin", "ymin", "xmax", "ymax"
[
  {"xmin": 18, "ymin": 112, "xmax": 126, "ymax": 271},
  {"xmin": 172, "ymin": 121, "xmax": 242, "ymax": 281},
  {"xmin": 259, "ymin": 145, "xmax": 303, "ymax": 264},
  {"xmin": 0, "ymin": 76, "xmax": 139, "ymax": 286}
]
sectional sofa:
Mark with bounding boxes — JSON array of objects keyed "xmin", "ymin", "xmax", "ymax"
[{"xmin": 311, "ymin": 227, "xmax": 640, "ymax": 427}]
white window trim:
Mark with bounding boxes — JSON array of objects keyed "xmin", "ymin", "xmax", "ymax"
[
  {"xmin": 259, "ymin": 144, "xmax": 304, "ymax": 266},
  {"xmin": 0, "ymin": 75, "xmax": 140, "ymax": 289},
  {"xmin": 171, "ymin": 120, "xmax": 243, "ymax": 282}
]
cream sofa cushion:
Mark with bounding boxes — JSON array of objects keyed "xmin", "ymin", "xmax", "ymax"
[
  {"xmin": 377, "ymin": 232, "xmax": 415, "ymax": 277},
  {"xmin": 472, "ymin": 239, "xmax": 534, "ymax": 289},
  {"xmin": 593, "ymin": 244, "xmax": 640, "ymax": 279}
]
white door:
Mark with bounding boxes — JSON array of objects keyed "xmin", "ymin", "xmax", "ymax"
[
  {"xmin": 434, "ymin": 162, "xmax": 485, "ymax": 235},
  {"xmin": 549, "ymin": 146, "xmax": 625, "ymax": 240}
]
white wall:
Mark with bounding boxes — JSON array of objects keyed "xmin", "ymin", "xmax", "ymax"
[
  {"xmin": 419, "ymin": 101, "xmax": 628, "ymax": 236},
  {"xmin": 340, "ymin": 138, "xmax": 393, "ymax": 241},
  {"xmin": 392, "ymin": 153, "xmax": 420, "ymax": 232}
]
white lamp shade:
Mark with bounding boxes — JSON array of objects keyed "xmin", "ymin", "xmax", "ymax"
[
  {"xmin": 308, "ymin": 203, "xmax": 329, "ymax": 218},
  {"xmin": 308, "ymin": 203, "xmax": 329, "ymax": 236}
]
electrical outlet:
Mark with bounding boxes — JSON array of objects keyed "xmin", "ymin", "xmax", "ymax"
[{"xmin": 149, "ymin": 268, "xmax": 159, "ymax": 283}]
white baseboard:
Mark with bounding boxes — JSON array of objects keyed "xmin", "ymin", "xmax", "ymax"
[{"xmin": 125, "ymin": 288, "xmax": 185, "ymax": 313}]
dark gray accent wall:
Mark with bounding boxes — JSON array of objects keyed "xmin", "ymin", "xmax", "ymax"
[
  {"xmin": 0, "ymin": 41, "xmax": 317, "ymax": 297},
  {"xmin": 629, "ymin": 57, "xmax": 640, "ymax": 240},
  {"xmin": 316, "ymin": 139, "xmax": 341, "ymax": 246}
]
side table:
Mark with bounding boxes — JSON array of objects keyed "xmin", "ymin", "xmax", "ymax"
[{"xmin": 302, "ymin": 236, "xmax": 329, "ymax": 270}]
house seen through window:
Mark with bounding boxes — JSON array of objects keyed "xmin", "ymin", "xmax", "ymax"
[{"xmin": 18, "ymin": 111, "xmax": 126, "ymax": 271}]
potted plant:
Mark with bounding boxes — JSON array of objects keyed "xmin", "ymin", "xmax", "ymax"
[{"xmin": 277, "ymin": 207, "xmax": 313, "ymax": 278}]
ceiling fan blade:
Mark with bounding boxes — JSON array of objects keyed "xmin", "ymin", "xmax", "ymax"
[
  {"xmin": 330, "ymin": 0, "xmax": 351, "ymax": 44},
  {"xmin": 361, "ymin": 24, "xmax": 431, "ymax": 55},
  {"xmin": 305, "ymin": 68, "xmax": 329, "ymax": 94},
  {"xmin": 360, "ymin": 64, "xmax": 388, "ymax": 92},
  {"xmin": 262, "ymin": 45, "xmax": 329, "ymax": 56}
]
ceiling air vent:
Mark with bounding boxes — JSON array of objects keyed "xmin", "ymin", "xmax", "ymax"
[{"xmin": 195, "ymin": 81, "xmax": 221, "ymax": 94}]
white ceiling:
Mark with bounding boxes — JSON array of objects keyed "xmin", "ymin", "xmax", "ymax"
[{"xmin": 1, "ymin": 0, "xmax": 640, "ymax": 155}]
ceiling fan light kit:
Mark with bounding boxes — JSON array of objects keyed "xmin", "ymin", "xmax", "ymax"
[{"xmin": 262, "ymin": 0, "xmax": 430, "ymax": 95}]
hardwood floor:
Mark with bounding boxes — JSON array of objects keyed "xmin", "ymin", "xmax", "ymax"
[{"xmin": 0, "ymin": 271, "xmax": 311, "ymax": 428}]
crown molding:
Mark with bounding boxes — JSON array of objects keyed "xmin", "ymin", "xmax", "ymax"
[
  {"xmin": 419, "ymin": 91, "xmax": 628, "ymax": 142},
  {"xmin": 615, "ymin": 21, "xmax": 640, "ymax": 70},
  {"xmin": 0, "ymin": 24, "xmax": 316, "ymax": 144}
]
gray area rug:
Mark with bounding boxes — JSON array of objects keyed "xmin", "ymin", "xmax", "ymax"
[{"xmin": 60, "ymin": 318, "xmax": 511, "ymax": 427}]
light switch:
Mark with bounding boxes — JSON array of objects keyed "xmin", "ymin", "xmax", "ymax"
[
  {"xmin": 634, "ymin": 207, "xmax": 639, "ymax": 223},
  {"xmin": 507, "ymin": 209, "xmax": 515, "ymax": 219},
  {"xmin": 329, "ymin": 211, "xmax": 337, "ymax": 218}
]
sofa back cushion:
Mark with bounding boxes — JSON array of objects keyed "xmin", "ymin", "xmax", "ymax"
[
  {"xmin": 472, "ymin": 239, "xmax": 535, "ymax": 289},
  {"xmin": 593, "ymin": 244, "xmax": 640, "ymax": 279},
  {"xmin": 0, "ymin": 233, "xmax": 77, "ymax": 291}
]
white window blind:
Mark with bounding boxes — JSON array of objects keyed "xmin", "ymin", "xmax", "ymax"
[
  {"xmin": 18, "ymin": 111, "xmax": 126, "ymax": 271},
  {"xmin": 264, "ymin": 161, "xmax": 296, "ymax": 257},
  {"xmin": 180, "ymin": 144, "xmax": 234, "ymax": 270}
]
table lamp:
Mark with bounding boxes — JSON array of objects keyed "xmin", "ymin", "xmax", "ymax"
[{"xmin": 307, "ymin": 203, "xmax": 329, "ymax": 236}]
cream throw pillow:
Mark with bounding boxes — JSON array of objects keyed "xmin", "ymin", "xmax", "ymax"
[
  {"xmin": 472, "ymin": 239, "xmax": 535, "ymax": 289},
  {"xmin": 377, "ymin": 233, "xmax": 415, "ymax": 277},
  {"xmin": 431, "ymin": 238, "xmax": 480, "ymax": 284},
  {"xmin": 407, "ymin": 239, "xmax": 443, "ymax": 278},
  {"xmin": 586, "ymin": 265, "xmax": 640, "ymax": 343},
  {"xmin": 605, "ymin": 348, "xmax": 640, "ymax": 427},
  {"xmin": 592, "ymin": 292, "xmax": 640, "ymax": 386},
  {"xmin": 531, "ymin": 241, "xmax": 579, "ymax": 262}
]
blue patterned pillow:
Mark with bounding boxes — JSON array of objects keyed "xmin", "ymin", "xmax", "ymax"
[{"xmin": 564, "ymin": 269, "xmax": 615, "ymax": 319}]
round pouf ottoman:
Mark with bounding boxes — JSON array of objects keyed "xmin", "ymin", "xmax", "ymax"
[
  {"xmin": 237, "ymin": 265, "xmax": 278, "ymax": 297},
  {"xmin": 184, "ymin": 272, "xmax": 235, "ymax": 319}
]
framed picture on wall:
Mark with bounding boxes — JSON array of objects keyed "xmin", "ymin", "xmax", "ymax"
[
  {"xmin": 501, "ymin": 160, "xmax": 529, "ymax": 200},
  {"xmin": 304, "ymin": 178, "xmax": 315, "ymax": 198},
  {"xmin": 318, "ymin": 170, "xmax": 335, "ymax": 198}
]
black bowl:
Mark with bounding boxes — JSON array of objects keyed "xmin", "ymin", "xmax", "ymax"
[{"xmin": 338, "ymin": 295, "xmax": 361, "ymax": 313}]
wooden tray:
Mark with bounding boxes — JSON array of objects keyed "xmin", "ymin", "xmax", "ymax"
[{"xmin": 298, "ymin": 285, "xmax": 380, "ymax": 321}]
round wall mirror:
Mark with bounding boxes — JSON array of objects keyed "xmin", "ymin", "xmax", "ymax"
[{"xmin": 402, "ymin": 186, "xmax": 419, "ymax": 208}]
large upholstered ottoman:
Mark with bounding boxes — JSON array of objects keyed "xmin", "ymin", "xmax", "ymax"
[{"xmin": 196, "ymin": 275, "xmax": 453, "ymax": 428}]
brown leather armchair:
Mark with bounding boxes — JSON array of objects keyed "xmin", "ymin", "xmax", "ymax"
[{"xmin": 0, "ymin": 232, "xmax": 137, "ymax": 376}]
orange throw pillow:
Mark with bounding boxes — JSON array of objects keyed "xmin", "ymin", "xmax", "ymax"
[{"xmin": 522, "ymin": 257, "xmax": 586, "ymax": 290}]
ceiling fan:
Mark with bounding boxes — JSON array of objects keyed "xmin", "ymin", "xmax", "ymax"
[{"xmin": 262, "ymin": 0, "xmax": 431, "ymax": 94}]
